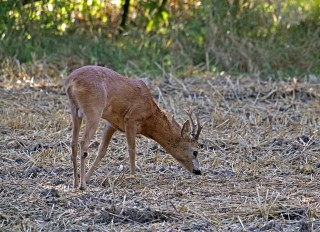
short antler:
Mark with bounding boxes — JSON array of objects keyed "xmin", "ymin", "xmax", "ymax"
[
  {"xmin": 185, "ymin": 109, "xmax": 203, "ymax": 141},
  {"xmin": 194, "ymin": 111, "xmax": 203, "ymax": 141}
]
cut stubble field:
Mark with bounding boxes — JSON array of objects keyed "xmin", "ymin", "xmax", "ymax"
[{"xmin": 1, "ymin": 67, "xmax": 320, "ymax": 231}]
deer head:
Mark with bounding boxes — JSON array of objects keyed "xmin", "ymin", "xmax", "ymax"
[{"xmin": 171, "ymin": 110, "xmax": 204, "ymax": 175}]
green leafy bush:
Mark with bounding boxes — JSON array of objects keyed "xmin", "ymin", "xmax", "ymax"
[{"xmin": 0, "ymin": 0, "xmax": 319, "ymax": 77}]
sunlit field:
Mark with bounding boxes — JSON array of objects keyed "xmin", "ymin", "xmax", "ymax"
[{"xmin": 1, "ymin": 63, "xmax": 319, "ymax": 231}]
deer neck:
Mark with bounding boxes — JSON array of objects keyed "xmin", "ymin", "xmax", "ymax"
[{"xmin": 143, "ymin": 109, "xmax": 180, "ymax": 154}]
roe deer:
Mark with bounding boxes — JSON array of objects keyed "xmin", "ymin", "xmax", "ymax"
[{"xmin": 65, "ymin": 65, "xmax": 203, "ymax": 190}]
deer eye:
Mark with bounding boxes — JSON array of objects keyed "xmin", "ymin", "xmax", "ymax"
[{"xmin": 193, "ymin": 151, "xmax": 198, "ymax": 157}]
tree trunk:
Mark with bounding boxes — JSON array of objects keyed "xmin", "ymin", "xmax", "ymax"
[{"xmin": 119, "ymin": 0, "xmax": 130, "ymax": 33}]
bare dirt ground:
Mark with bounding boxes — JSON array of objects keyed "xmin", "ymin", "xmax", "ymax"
[{"xmin": 1, "ymin": 65, "xmax": 320, "ymax": 231}]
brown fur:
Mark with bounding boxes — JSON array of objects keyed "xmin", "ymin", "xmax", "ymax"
[{"xmin": 65, "ymin": 66, "xmax": 202, "ymax": 190}]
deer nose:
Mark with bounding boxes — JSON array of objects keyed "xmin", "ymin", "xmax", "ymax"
[{"xmin": 193, "ymin": 169, "xmax": 202, "ymax": 175}]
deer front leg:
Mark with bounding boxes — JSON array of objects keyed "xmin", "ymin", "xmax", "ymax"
[
  {"xmin": 86, "ymin": 122, "xmax": 116, "ymax": 181},
  {"xmin": 125, "ymin": 122, "xmax": 137, "ymax": 176}
]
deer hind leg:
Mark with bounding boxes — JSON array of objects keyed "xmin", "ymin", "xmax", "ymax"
[
  {"xmin": 86, "ymin": 121, "xmax": 116, "ymax": 181},
  {"xmin": 70, "ymin": 102, "xmax": 82, "ymax": 188},
  {"xmin": 125, "ymin": 121, "xmax": 137, "ymax": 176},
  {"xmin": 79, "ymin": 111, "xmax": 101, "ymax": 190}
]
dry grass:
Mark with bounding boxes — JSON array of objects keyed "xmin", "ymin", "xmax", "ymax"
[{"xmin": 1, "ymin": 61, "xmax": 320, "ymax": 231}]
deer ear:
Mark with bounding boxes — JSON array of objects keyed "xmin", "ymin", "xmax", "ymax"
[{"xmin": 181, "ymin": 120, "xmax": 191, "ymax": 139}]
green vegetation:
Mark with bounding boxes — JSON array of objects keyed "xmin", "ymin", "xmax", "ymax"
[{"xmin": 1, "ymin": 0, "xmax": 319, "ymax": 77}]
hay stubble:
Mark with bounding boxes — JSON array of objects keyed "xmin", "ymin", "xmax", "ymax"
[{"xmin": 1, "ymin": 70, "xmax": 320, "ymax": 231}]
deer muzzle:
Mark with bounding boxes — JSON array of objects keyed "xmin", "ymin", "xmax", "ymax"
[{"xmin": 193, "ymin": 169, "xmax": 202, "ymax": 175}]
